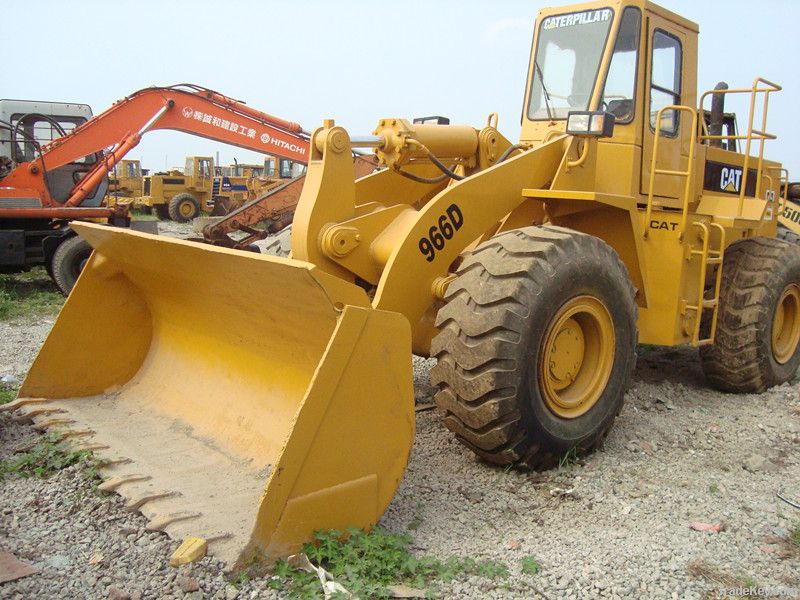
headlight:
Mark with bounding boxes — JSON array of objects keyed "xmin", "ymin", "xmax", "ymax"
[{"xmin": 566, "ymin": 111, "xmax": 615, "ymax": 137}]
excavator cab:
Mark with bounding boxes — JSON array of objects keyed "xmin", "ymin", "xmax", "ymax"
[{"xmin": 0, "ymin": 100, "xmax": 109, "ymax": 206}]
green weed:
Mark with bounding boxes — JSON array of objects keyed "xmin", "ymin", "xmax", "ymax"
[
  {"xmin": 0, "ymin": 433, "xmax": 91, "ymax": 480},
  {"xmin": 0, "ymin": 382, "xmax": 18, "ymax": 405},
  {"xmin": 558, "ymin": 446, "xmax": 580, "ymax": 470},
  {"xmin": 708, "ymin": 483, "xmax": 719, "ymax": 495},
  {"xmin": 791, "ymin": 522, "xmax": 800, "ymax": 548},
  {"xmin": 407, "ymin": 501, "xmax": 424, "ymax": 531},
  {"xmin": 520, "ymin": 556, "xmax": 541, "ymax": 576},
  {"xmin": 267, "ymin": 527, "xmax": 509, "ymax": 599},
  {"xmin": 0, "ymin": 268, "xmax": 63, "ymax": 321},
  {"xmin": 230, "ymin": 571, "xmax": 251, "ymax": 589}
]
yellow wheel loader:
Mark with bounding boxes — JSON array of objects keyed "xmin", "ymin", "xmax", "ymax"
[{"xmin": 6, "ymin": 0, "xmax": 800, "ymax": 569}]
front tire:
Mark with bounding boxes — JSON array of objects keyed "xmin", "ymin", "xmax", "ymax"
[
  {"xmin": 168, "ymin": 193, "xmax": 200, "ymax": 222},
  {"xmin": 51, "ymin": 235, "xmax": 92, "ymax": 295},
  {"xmin": 431, "ymin": 226, "xmax": 638, "ymax": 468},
  {"xmin": 700, "ymin": 237, "xmax": 800, "ymax": 392}
]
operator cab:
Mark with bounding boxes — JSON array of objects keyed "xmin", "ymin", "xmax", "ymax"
[
  {"xmin": 0, "ymin": 99, "xmax": 108, "ymax": 206},
  {"xmin": 520, "ymin": 0, "xmax": 709, "ymax": 201}
]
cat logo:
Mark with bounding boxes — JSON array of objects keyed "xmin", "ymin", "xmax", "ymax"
[{"xmin": 720, "ymin": 167, "xmax": 742, "ymax": 193}]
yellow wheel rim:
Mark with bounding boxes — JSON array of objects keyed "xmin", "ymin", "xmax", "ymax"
[
  {"xmin": 179, "ymin": 201, "xmax": 195, "ymax": 218},
  {"xmin": 772, "ymin": 283, "xmax": 800, "ymax": 364},
  {"xmin": 539, "ymin": 296, "xmax": 615, "ymax": 419}
]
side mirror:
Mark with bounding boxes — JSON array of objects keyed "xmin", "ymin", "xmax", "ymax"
[{"xmin": 566, "ymin": 111, "xmax": 615, "ymax": 137}]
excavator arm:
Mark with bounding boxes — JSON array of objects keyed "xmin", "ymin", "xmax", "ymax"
[
  {"xmin": 0, "ymin": 84, "xmax": 309, "ymax": 216},
  {"xmin": 202, "ymin": 153, "xmax": 379, "ymax": 250}
]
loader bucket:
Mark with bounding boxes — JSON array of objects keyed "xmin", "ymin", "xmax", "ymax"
[{"xmin": 7, "ymin": 222, "xmax": 414, "ymax": 567}]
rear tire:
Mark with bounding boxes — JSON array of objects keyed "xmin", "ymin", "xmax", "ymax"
[
  {"xmin": 777, "ymin": 225, "xmax": 800, "ymax": 245},
  {"xmin": 51, "ymin": 235, "xmax": 92, "ymax": 295},
  {"xmin": 787, "ymin": 182, "xmax": 800, "ymax": 201},
  {"xmin": 168, "ymin": 193, "xmax": 200, "ymax": 222},
  {"xmin": 430, "ymin": 226, "xmax": 638, "ymax": 469},
  {"xmin": 700, "ymin": 237, "xmax": 800, "ymax": 392}
]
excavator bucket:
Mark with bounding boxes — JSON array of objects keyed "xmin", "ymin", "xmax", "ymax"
[{"xmin": 5, "ymin": 222, "xmax": 414, "ymax": 568}]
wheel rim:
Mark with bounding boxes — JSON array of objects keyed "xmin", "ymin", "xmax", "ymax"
[
  {"xmin": 179, "ymin": 200, "xmax": 195, "ymax": 218},
  {"xmin": 539, "ymin": 296, "xmax": 615, "ymax": 419},
  {"xmin": 772, "ymin": 283, "xmax": 800, "ymax": 364}
]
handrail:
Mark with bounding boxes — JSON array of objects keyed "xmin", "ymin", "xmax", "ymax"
[
  {"xmin": 698, "ymin": 77, "xmax": 782, "ymax": 216},
  {"xmin": 644, "ymin": 104, "xmax": 698, "ymax": 239}
]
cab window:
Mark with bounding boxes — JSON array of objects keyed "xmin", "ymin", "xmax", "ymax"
[
  {"xmin": 198, "ymin": 159, "xmax": 211, "ymax": 178},
  {"xmin": 11, "ymin": 115, "xmax": 88, "ymax": 163},
  {"xmin": 649, "ymin": 29, "xmax": 682, "ymax": 135},
  {"xmin": 601, "ymin": 7, "xmax": 641, "ymax": 123}
]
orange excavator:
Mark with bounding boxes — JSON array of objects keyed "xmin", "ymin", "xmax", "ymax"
[{"xmin": 0, "ymin": 84, "xmax": 309, "ymax": 292}]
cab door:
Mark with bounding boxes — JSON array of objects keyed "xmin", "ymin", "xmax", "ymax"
[{"xmin": 640, "ymin": 16, "xmax": 688, "ymax": 200}]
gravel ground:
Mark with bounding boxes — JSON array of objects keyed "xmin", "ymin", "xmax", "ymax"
[{"xmin": 1, "ymin": 221, "xmax": 799, "ymax": 599}]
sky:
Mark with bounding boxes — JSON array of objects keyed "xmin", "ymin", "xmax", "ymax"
[{"xmin": 6, "ymin": 0, "xmax": 800, "ymax": 176}]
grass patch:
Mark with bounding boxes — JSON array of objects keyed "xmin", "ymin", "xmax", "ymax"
[
  {"xmin": 520, "ymin": 556, "xmax": 541, "ymax": 575},
  {"xmin": 0, "ymin": 382, "xmax": 18, "ymax": 405},
  {"xmin": 0, "ymin": 433, "xmax": 91, "ymax": 481},
  {"xmin": 407, "ymin": 501, "xmax": 424, "ymax": 531},
  {"xmin": 130, "ymin": 208, "xmax": 158, "ymax": 221},
  {"xmin": 558, "ymin": 446, "xmax": 580, "ymax": 470},
  {"xmin": 791, "ymin": 522, "xmax": 800, "ymax": 548},
  {"xmin": 230, "ymin": 571, "xmax": 251, "ymax": 589},
  {"xmin": 0, "ymin": 267, "xmax": 63, "ymax": 321},
  {"xmin": 265, "ymin": 527, "xmax": 509, "ymax": 599}
]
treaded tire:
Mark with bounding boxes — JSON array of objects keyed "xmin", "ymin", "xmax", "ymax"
[
  {"xmin": 261, "ymin": 225, "xmax": 292, "ymax": 257},
  {"xmin": 787, "ymin": 182, "xmax": 800, "ymax": 201},
  {"xmin": 51, "ymin": 235, "xmax": 92, "ymax": 295},
  {"xmin": 430, "ymin": 226, "xmax": 638, "ymax": 469},
  {"xmin": 777, "ymin": 225, "xmax": 800, "ymax": 245},
  {"xmin": 168, "ymin": 193, "xmax": 200, "ymax": 222},
  {"xmin": 155, "ymin": 205, "xmax": 170, "ymax": 220},
  {"xmin": 699, "ymin": 237, "xmax": 800, "ymax": 392}
]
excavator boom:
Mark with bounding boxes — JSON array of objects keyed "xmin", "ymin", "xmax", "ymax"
[
  {"xmin": 203, "ymin": 153, "xmax": 379, "ymax": 249},
  {"xmin": 0, "ymin": 84, "xmax": 309, "ymax": 214}
]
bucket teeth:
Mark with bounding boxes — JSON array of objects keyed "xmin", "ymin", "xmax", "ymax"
[
  {"xmin": 32, "ymin": 417, "xmax": 75, "ymax": 431},
  {"xmin": 12, "ymin": 408, "xmax": 64, "ymax": 422},
  {"xmin": 125, "ymin": 490, "xmax": 180, "ymax": 511},
  {"xmin": 0, "ymin": 397, "xmax": 50, "ymax": 413},
  {"xmin": 203, "ymin": 531, "xmax": 234, "ymax": 544},
  {"xmin": 146, "ymin": 512, "xmax": 202, "ymax": 532},
  {"xmin": 95, "ymin": 456, "xmax": 132, "ymax": 468},
  {"xmin": 58, "ymin": 428, "xmax": 94, "ymax": 439},
  {"xmin": 72, "ymin": 441, "xmax": 109, "ymax": 451},
  {"xmin": 97, "ymin": 474, "xmax": 152, "ymax": 493}
]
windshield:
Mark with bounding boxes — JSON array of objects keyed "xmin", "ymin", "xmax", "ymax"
[{"xmin": 527, "ymin": 8, "xmax": 614, "ymax": 120}]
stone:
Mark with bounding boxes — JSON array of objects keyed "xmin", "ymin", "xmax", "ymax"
[
  {"xmin": 742, "ymin": 454, "xmax": 767, "ymax": 472},
  {"xmin": 177, "ymin": 575, "xmax": 200, "ymax": 593},
  {"xmin": 108, "ymin": 587, "xmax": 130, "ymax": 600}
]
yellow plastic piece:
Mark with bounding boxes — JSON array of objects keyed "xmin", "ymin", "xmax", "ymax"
[{"xmin": 169, "ymin": 538, "xmax": 208, "ymax": 567}]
